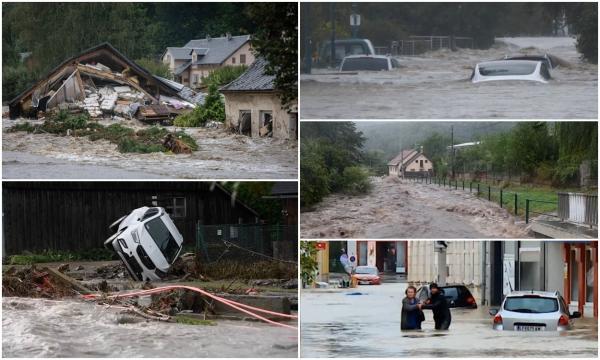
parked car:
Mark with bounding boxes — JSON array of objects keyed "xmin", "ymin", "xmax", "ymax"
[
  {"xmin": 489, "ymin": 291, "xmax": 581, "ymax": 331},
  {"xmin": 340, "ymin": 55, "xmax": 400, "ymax": 72},
  {"xmin": 416, "ymin": 284, "xmax": 477, "ymax": 308},
  {"xmin": 317, "ymin": 38, "xmax": 375, "ymax": 66},
  {"xmin": 352, "ymin": 266, "xmax": 381, "ymax": 285},
  {"xmin": 471, "ymin": 60, "xmax": 551, "ymax": 83},
  {"xmin": 104, "ymin": 206, "xmax": 184, "ymax": 281},
  {"xmin": 503, "ymin": 53, "xmax": 555, "ymax": 69}
]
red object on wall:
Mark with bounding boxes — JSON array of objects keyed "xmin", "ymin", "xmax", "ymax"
[{"xmin": 315, "ymin": 242, "xmax": 327, "ymax": 250}]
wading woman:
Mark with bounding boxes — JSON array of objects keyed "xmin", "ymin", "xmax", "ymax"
[{"xmin": 401, "ymin": 285, "xmax": 424, "ymax": 330}]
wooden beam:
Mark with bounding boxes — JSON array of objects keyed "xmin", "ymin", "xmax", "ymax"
[
  {"xmin": 77, "ymin": 64, "xmax": 158, "ymax": 103},
  {"xmin": 44, "ymin": 266, "xmax": 92, "ymax": 295}
]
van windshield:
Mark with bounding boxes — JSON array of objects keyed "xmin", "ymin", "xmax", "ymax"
[{"xmin": 144, "ymin": 217, "xmax": 180, "ymax": 263}]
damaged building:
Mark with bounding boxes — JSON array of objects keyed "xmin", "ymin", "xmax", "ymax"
[
  {"xmin": 220, "ymin": 58, "xmax": 298, "ymax": 140},
  {"xmin": 8, "ymin": 42, "xmax": 205, "ymax": 123}
]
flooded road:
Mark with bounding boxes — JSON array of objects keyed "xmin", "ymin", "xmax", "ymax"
[
  {"xmin": 2, "ymin": 297, "xmax": 297, "ymax": 357},
  {"xmin": 301, "ymin": 282, "xmax": 598, "ymax": 357},
  {"xmin": 301, "ymin": 176, "xmax": 530, "ymax": 239},
  {"xmin": 2, "ymin": 121, "xmax": 297, "ymax": 179},
  {"xmin": 300, "ymin": 37, "xmax": 597, "ymax": 119}
]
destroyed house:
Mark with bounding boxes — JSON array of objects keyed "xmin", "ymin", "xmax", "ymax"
[
  {"xmin": 163, "ymin": 34, "xmax": 255, "ymax": 88},
  {"xmin": 2, "ymin": 182, "xmax": 260, "ymax": 255},
  {"xmin": 220, "ymin": 57, "xmax": 298, "ymax": 140},
  {"xmin": 8, "ymin": 42, "xmax": 204, "ymax": 120}
]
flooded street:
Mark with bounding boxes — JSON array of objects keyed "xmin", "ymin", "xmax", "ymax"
[
  {"xmin": 2, "ymin": 121, "xmax": 297, "ymax": 179},
  {"xmin": 300, "ymin": 37, "xmax": 597, "ymax": 119},
  {"xmin": 2, "ymin": 297, "xmax": 297, "ymax": 358},
  {"xmin": 301, "ymin": 281, "xmax": 598, "ymax": 357},
  {"xmin": 301, "ymin": 176, "xmax": 530, "ymax": 239}
]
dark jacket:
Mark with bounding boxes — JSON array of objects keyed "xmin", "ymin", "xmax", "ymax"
[
  {"xmin": 421, "ymin": 290, "xmax": 451, "ymax": 329},
  {"xmin": 401, "ymin": 297, "xmax": 423, "ymax": 330}
]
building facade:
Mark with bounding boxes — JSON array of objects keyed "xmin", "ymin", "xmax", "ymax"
[
  {"xmin": 388, "ymin": 148, "xmax": 433, "ymax": 177},
  {"xmin": 162, "ymin": 34, "xmax": 255, "ymax": 88}
]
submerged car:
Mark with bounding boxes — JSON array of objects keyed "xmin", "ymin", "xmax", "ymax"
[
  {"xmin": 489, "ymin": 291, "xmax": 581, "ymax": 331},
  {"xmin": 416, "ymin": 284, "xmax": 477, "ymax": 308},
  {"xmin": 340, "ymin": 55, "xmax": 400, "ymax": 72},
  {"xmin": 317, "ymin": 38, "xmax": 376, "ymax": 66},
  {"xmin": 471, "ymin": 60, "xmax": 551, "ymax": 83},
  {"xmin": 352, "ymin": 266, "xmax": 381, "ymax": 285},
  {"xmin": 104, "ymin": 206, "xmax": 184, "ymax": 281}
]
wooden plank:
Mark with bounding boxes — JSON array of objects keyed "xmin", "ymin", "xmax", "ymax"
[
  {"xmin": 77, "ymin": 64, "xmax": 158, "ymax": 103},
  {"xmin": 44, "ymin": 266, "xmax": 92, "ymax": 295}
]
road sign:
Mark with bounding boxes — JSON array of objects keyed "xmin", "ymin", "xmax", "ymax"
[
  {"xmin": 349, "ymin": 255, "xmax": 356, "ymax": 262},
  {"xmin": 350, "ymin": 14, "xmax": 361, "ymax": 26}
]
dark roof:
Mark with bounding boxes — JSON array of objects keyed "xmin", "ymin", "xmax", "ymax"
[
  {"xmin": 166, "ymin": 35, "xmax": 250, "ymax": 65},
  {"xmin": 262, "ymin": 182, "xmax": 298, "ymax": 199},
  {"xmin": 220, "ymin": 57, "xmax": 275, "ymax": 92},
  {"xmin": 9, "ymin": 42, "xmax": 175, "ymax": 107}
]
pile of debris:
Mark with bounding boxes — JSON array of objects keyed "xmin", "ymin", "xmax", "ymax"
[
  {"xmin": 2, "ymin": 265, "xmax": 91, "ymax": 298},
  {"xmin": 9, "ymin": 42, "xmax": 204, "ymax": 125}
]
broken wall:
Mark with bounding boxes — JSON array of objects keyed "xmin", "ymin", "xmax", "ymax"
[{"xmin": 223, "ymin": 92, "xmax": 296, "ymax": 140}]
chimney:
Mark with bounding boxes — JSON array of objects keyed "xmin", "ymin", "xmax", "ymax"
[
  {"xmin": 420, "ymin": 145, "xmax": 424, "ymax": 153},
  {"xmin": 226, "ymin": 32, "xmax": 232, "ymax": 40}
]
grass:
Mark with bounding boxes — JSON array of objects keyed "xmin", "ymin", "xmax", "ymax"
[
  {"xmin": 196, "ymin": 260, "xmax": 297, "ymax": 280},
  {"xmin": 6, "ymin": 249, "xmax": 116, "ymax": 265},
  {"xmin": 174, "ymin": 315, "xmax": 216, "ymax": 326},
  {"xmin": 434, "ymin": 178, "xmax": 596, "ymax": 218},
  {"xmin": 8, "ymin": 110, "xmax": 198, "ymax": 154}
]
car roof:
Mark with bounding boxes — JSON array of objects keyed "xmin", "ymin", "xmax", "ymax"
[
  {"xmin": 506, "ymin": 290, "xmax": 559, "ymax": 297},
  {"xmin": 477, "ymin": 59, "xmax": 541, "ymax": 67},
  {"xmin": 343, "ymin": 54, "xmax": 389, "ymax": 60}
]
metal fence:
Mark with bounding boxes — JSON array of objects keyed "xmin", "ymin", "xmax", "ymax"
[
  {"xmin": 407, "ymin": 176, "xmax": 598, "ymax": 228},
  {"xmin": 558, "ymin": 193, "xmax": 598, "ymax": 227},
  {"xmin": 196, "ymin": 223, "xmax": 297, "ymax": 264},
  {"xmin": 382, "ymin": 35, "xmax": 474, "ymax": 56}
]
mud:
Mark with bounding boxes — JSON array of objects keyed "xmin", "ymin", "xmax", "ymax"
[
  {"xmin": 300, "ymin": 176, "xmax": 531, "ymax": 239},
  {"xmin": 2, "ymin": 297, "xmax": 298, "ymax": 357},
  {"xmin": 300, "ymin": 37, "xmax": 597, "ymax": 119},
  {"xmin": 2, "ymin": 121, "xmax": 297, "ymax": 179}
]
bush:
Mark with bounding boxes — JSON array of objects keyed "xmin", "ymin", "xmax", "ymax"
[
  {"xmin": 340, "ymin": 166, "xmax": 372, "ymax": 195},
  {"xmin": 300, "ymin": 142, "xmax": 330, "ymax": 207},
  {"xmin": 2, "ymin": 65, "xmax": 37, "ymax": 102},
  {"xmin": 173, "ymin": 84, "xmax": 225, "ymax": 127},
  {"xmin": 201, "ymin": 65, "xmax": 248, "ymax": 87},
  {"xmin": 135, "ymin": 57, "xmax": 173, "ymax": 79}
]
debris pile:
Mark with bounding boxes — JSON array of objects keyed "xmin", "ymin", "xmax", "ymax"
[
  {"xmin": 2, "ymin": 266, "xmax": 88, "ymax": 298},
  {"xmin": 9, "ymin": 43, "xmax": 205, "ymax": 122}
]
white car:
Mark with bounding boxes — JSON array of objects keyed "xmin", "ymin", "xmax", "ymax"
[
  {"xmin": 489, "ymin": 291, "xmax": 581, "ymax": 331},
  {"xmin": 471, "ymin": 60, "xmax": 551, "ymax": 83},
  {"xmin": 340, "ymin": 55, "xmax": 400, "ymax": 72},
  {"xmin": 104, "ymin": 206, "xmax": 184, "ymax": 281}
]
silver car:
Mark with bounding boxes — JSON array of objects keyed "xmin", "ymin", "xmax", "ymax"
[{"xmin": 489, "ymin": 291, "xmax": 581, "ymax": 331}]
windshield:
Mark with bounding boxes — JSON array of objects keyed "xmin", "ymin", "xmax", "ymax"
[
  {"xmin": 504, "ymin": 296, "xmax": 558, "ymax": 313},
  {"xmin": 479, "ymin": 62, "xmax": 537, "ymax": 76},
  {"xmin": 442, "ymin": 287, "xmax": 459, "ymax": 300},
  {"xmin": 355, "ymin": 266, "xmax": 378, "ymax": 275},
  {"xmin": 144, "ymin": 217, "xmax": 180, "ymax": 263},
  {"xmin": 341, "ymin": 57, "xmax": 389, "ymax": 71}
]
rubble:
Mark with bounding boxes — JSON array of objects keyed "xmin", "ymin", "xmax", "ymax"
[
  {"xmin": 2, "ymin": 265, "xmax": 91, "ymax": 298},
  {"xmin": 8, "ymin": 42, "xmax": 205, "ymax": 123}
]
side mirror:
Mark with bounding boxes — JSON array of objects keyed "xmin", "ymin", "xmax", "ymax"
[
  {"xmin": 489, "ymin": 309, "xmax": 498, "ymax": 316},
  {"xmin": 570, "ymin": 311, "xmax": 581, "ymax": 319}
]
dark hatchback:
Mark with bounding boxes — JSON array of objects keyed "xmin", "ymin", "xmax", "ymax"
[{"xmin": 416, "ymin": 284, "xmax": 478, "ymax": 309}]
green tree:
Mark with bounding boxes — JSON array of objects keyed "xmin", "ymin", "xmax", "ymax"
[
  {"xmin": 135, "ymin": 57, "xmax": 172, "ymax": 79},
  {"xmin": 246, "ymin": 3, "xmax": 297, "ymax": 108}
]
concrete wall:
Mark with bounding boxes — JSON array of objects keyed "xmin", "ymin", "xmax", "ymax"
[{"xmin": 222, "ymin": 91, "xmax": 297, "ymax": 140}]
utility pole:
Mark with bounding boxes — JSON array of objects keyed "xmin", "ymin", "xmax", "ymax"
[
  {"xmin": 451, "ymin": 125, "xmax": 455, "ymax": 179},
  {"xmin": 435, "ymin": 241, "xmax": 448, "ymax": 286},
  {"xmin": 350, "ymin": 3, "xmax": 360, "ymax": 38},
  {"xmin": 330, "ymin": 3, "xmax": 336, "ymax": 69}
]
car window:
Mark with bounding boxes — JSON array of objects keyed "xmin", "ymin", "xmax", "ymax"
[
  {"xmin": 442, "ymin": 287, "xmax": 459, "ymax": 300},
  {"xmin": 142, "ymin": 207, "xmax": 159, "ymax": 221},
  {"xmin": 349, "ymin": 44, "xmax": 366, "ymax": 55},
  {"xmin": 504, "ymin": 296, "xmax": 558, "ymax": 313},
  {"xmin": 341, "ymin": 57, "xmax": 389, "ymax": 71},
  {"xmin": 539, "ymin": 63, "xmax": 551, "ymax": 80},
  {"xmin": 479, "ymin": 62, "xmax": 537, "ymax": 76},
  {"xmin": 144, "ymin": 217, "xmax": 180, "ymax": 263}
]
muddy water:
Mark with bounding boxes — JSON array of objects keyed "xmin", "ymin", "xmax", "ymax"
[
  {"xmin": 300, "ymin": 176, "xmax": 531, "ymax": 239},
  {"xmin": 301, "ymin": 282, "xmax": 598, "ymax": 357},
  {"xmin": 2, "ymin": 297, "xmax": 297, "ymax": 357},
  {"xmin": 2, "ymin": 123, "xmax": 297, "ymax": 179},
  {"xmin": 300, "ymin": 37, "xmax": 597, "ymax": 119}
]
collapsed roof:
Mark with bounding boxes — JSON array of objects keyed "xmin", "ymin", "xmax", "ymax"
[{"xmin": 9, "ymin": 42, "xmax": 204, "ymax": 119}]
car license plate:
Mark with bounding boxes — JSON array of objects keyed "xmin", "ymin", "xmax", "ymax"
[
  {"xmin": 515, "ymin": 325, "xmax": 544, "ymax": 331},
  {"xmin": 358, "ymin": 280, "xmax": 370, "ymax": 285}
]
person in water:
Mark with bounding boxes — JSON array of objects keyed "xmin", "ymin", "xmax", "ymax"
[
  {"xmin": 401, "ymin": 285, "xmax": 424, "ymax": 330},
  {"xmin": 419, "ymin": 282, "xmax": 451, "ymax": 330}
]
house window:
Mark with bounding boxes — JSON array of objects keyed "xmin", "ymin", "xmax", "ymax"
[
  {"xmin": 240, "ymin": 54, "xmax": 246, "ymax": 64},
  {"xmin": 165, "ymin": 197, "xmax": 186, "ymax": 218},
  {"xmin": 425, "ymin": 160, "xmax": 428, "ymax": 163},
  {"xmin": 415, "ymin": 160, "xmax": 418, "ymax": 163},
  {"xmin": 193, "ymin": 74, "xmax": 199, "ymax": 85},
  {"xmin": 232, "ymin": 57, "xmax": 236, "ymax": 64}
]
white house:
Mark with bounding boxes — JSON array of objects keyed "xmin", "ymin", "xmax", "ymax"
[{"xmin": 387, "ymin": 148, "xmax": 433, "ymax": 177}]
